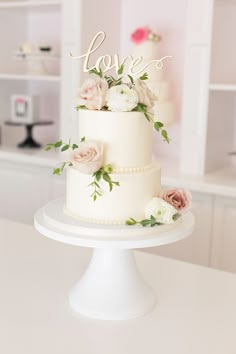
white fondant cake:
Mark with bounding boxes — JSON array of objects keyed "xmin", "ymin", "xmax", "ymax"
[
  {"xmin": 78, "ymin": 110, "xmax": 152, "ymax": 169},
  {"xmin": 65, "ymin": 110, "xmax": 161, "ymax": 224},
  {"xmin": 66, "ymin": 163, "xmax": 160, "ymax": 223}
]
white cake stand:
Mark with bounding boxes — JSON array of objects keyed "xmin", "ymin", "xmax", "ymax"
[{"xmin": 34, "ymin": 198, "xmax": 194, "ymax": 321}]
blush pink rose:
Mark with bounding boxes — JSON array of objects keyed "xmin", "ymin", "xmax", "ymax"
[
  {"xmin": 131, "ymin": 27, "xmax": 149, "ymax": 44},
  {"xmin": 159, "ymin": 189, "xmax": 192, "ymax": 212},
  {"xmin": 78, "ymin": 78, "xmax": 108, "ymax": 110},
  {"xmin": 134, "ymin": 79, "xmax": 157, "ymax": 110},
  {"xmin": 72, "ymin": 141, "xmax": 103, "ymax": 174}
]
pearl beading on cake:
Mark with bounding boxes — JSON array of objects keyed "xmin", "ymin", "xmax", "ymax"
[{"xmin": 113, "ymin": 164, "xmax": 152, "ymax": 174}]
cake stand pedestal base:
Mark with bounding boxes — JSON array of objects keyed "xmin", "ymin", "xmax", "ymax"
[
  {"xmin": 34, "ymin": 199, "xmax": 194, "ymax": 321},
  {"xmin": 69, "ymin": 248, "xmax": 155, "ymax": 320}
]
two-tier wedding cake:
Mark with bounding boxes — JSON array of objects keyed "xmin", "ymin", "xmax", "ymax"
[{"xmin": 46, "ymin": 32, "xmax": 191, "ymax": 227}]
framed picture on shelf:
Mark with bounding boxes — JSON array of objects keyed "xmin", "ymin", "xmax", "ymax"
[{"xmin": 10, "ymin": 95, "xmax": 39, "ymax": 124}]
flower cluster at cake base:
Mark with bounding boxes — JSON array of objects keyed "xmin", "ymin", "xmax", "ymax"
[
  {"xmin": 45, "ymin": 138, "xmax": 119, "ymax": 201},
  {"xmin": 76, "ymin": 65, "xmax": 170, "ymax": 143},
  {"xmin": 126, "ymin": 189, "xmax": 192, "ymax": 227}
]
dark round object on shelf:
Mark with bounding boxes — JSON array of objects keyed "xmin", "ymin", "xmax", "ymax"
[
  {"xmin": 39, "ymin": 46, "xmax": 52, "ymax": 52},
  {"xmin": 4, "ymin": 121, "xmax": 53, "ymax": 149}
]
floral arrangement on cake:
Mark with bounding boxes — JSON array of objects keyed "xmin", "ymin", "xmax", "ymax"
[
  {"xmin": 76, "ymin": 66, "xmax": 169, "ymax": 142},
  {"xmin": 131, "ymin": 26, "xmax": 161, "ymax": 45},
  {"xmin": 126, "ymin": 189, "xmax": 192, "ymax": 227},
  {"xmin": 45, "ymin": 137, "xmax": 119, "ymax": 201},
  {"xmin": 46, "ymin": 66, "xmax": 170, "ymax": 201}
]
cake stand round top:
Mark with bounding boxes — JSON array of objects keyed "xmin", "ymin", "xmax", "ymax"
[{"xmin": 34, "ymin": 198, "xmax": 194, "ymax": 249}]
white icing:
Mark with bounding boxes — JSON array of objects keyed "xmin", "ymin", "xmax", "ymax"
[
  {"xmin": 78, "ymin": 110, "xmax": 153, "ymax": 168},
  {"xmin": 66, "ymin": 164, "xmax": 161, "ymax": 222}
]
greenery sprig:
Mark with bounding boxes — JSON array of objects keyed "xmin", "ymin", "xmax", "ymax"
[
  {"xmin": 133, "ymin": 102, "xmax": 170, "ymax": 143},
  {"xmin": 89, "ymin": 164, "xmax": 120, "ymax": 201},
  {"xmin": 76, "ymin": 67, "xmax": 170, "ymax": 143},
  {"xmin": 126, "ymin": 213, "xmax": 180, "ymax": 227},
  {"xmin": 53, "ymin": 161, "xmax": 73, "ymax": 175},
  {"xmin": 45, "ymin": 137, "xmax": 85, "ymax": 152}
]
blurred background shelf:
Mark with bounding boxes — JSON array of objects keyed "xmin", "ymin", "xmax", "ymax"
[
  {"xmin": 0, "ymin": 1, "xmax": 62, "ymax": 9},
  {"xmin": 0, "ymin": 73, "xmax": 61, "ymax": 81},
  {"xmin": 209, "ymin": 83, "xmax": 236, "ymax": 91}
]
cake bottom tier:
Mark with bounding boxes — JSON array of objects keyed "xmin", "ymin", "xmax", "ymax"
[{"xmin": 65, "ymin": 164, "xmax": 161, "ymax": 224}]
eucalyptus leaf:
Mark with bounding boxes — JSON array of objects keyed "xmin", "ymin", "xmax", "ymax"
[
  {"xmin": 117, "ymin": 64, "xmax": 124, "ymax": 75},
  {"xmin": 61, "ymin": 144, "xmax": 70, "ymax": 152},
  {"xmin": 54, "ymin": 140, "xmax": 62, "ymax": 147},
  {"xmin": 103, "ymin": 173, "xmax": 111, "ymax": 183}
]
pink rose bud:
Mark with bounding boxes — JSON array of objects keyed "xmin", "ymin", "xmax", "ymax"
[{"xmin": 159, "ymin": 188, "xmax": 192, "ymax": 212}]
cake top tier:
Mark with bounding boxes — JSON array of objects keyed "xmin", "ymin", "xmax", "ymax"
[{"xmin": 78, "ymin": 110, "xmax": 153, "ymax": 170}]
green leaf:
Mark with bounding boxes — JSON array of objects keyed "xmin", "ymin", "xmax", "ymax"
[
  {"xmin": 75, "ymin": 105, "xmax": 87, "ymax": 111},
  {"xmin": 140, "ymin": 219, "xmax": 152, "ymax": 227},
  {"xmin": 60, "ymin": 162, "xmax": 67, "ymax": 172},
  {"xmin": 161, "ymin": 129, "xmax": 170, "ymax": 143},
  {"xmin": 103, "ymin": 173, "xmax": 111, "ymax": 183},
  {"xmin": 72, "ymin": 144, "xmax": 78, "ymax": 150},
  {"xmin": 93, "ymin": 194, "xmax": 97, "ymax": 202},
  {"xmin": 139, "ymin": 72, "xmax": 148, "ymax": 80},
  {"xmin": 80, "ymin": 136, "xmax": 86, "ymax": 142},
  {"xmin": 108, "ymin": 181, "xmax": 113, "ymax": 192},
  {"xmin": 53, "ymin": 168, "xmax": 61, "ymax": 175},
  {"xmin": 128, "ymin": 74, "xmax": 134, "ymax": 84},
  {"xmin": 54, "ymin": 140, "xmax": 63, "ymax": 148},
  {"xmin": 89, "ymin": 68, "xmax": 103, "ymax": 78},
  {"xmin": 154, "ymin": 121, "xmax": 164, "ymax": 131},
  {"xmin": 69, "ymin": 162, "xmax": 73, "ymax": 166},
  {"xmin": 94, "ymin": 181, "xmax": 100, "ymax": 188},
  {"xmin": 61, "ymin": 144, "xmax": 70, "ymax": 152},
  {"xmin": 117, "ymin": 64, "xmax": 124, "ymax": 75},
  {"xmin": 112, "ymin": 181, "xmax": 120, "ymax": 186},
  {"xmin": 95, "ymin": 170, "xmax": 102, "ymax": 182},
  {"xmin": 150, "ymin": 215, "xmax": 156, "ymax": 222},
  {"xmin": 45, "ymin": 145, "xmax": 52, "ymax": 151},
  {"xmin": 144, "ymin": 111, "xmax": 150, "ymax": 121}
]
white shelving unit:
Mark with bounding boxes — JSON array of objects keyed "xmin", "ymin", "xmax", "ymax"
[
  {"xmin": 0, "ymin": 0, "xmax": 122, "ymax": 156},
  {"xmin": 181, "ymin": 0, "xmax": 236, "ymax": 177},
  {"xmin": 0, "ymin": 0, "xmax": 63, "ymax": 148}
]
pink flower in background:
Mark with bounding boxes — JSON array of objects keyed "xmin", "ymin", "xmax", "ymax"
[
  {"xmin": 131, "ymin": 27, "xmax": 150, "ymax": 44},
  {"xmin": 159, "ymin": 189, "xmax": 192, "ymax": 212},
  {"xmin": 78, "ymin": 78, "xmax": 108, "ymax": 110},
  {"xmin": 72, "ymin": 141, "xmax": 103, "ymax": 174}
]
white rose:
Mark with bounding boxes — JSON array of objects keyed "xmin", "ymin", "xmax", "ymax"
[
  {"xmin": 134, "ymin": 79, "xmax": 157, "ymax": 110},
  {"xmin": 106, "ymin": 84, "xmax": 139, "ymax": 112},
  {"xmin": 145, "ymin": 197, "xmax": 178, "ymax": 224}
]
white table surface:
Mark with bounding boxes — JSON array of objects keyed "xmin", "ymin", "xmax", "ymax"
[{"xmin": 1, "ymin": 218, "xmax": 236, "ymax": 354}]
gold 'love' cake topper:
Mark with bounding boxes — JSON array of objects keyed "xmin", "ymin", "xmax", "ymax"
[{"xmin": 70, "ymin": 31, "xmax": 171, "ymax": 75}]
